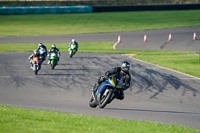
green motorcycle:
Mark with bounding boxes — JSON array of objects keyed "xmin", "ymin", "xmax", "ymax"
[{"xmin": 49, "ymin": 52, "xmax": 58, "ymax": 69}]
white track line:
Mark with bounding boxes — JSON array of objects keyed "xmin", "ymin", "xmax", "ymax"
[
  {"xmin": 123, "ymin": 54, "xmax": 200, "ymax": 80},
  {"xmin": 113, "ymin": 42, "xmax": 119, "ymax": 49}
]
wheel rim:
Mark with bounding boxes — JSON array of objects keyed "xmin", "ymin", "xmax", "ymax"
[{"xmin": 100, "ymin": 92, "xmax": 108, "ymax": 105}]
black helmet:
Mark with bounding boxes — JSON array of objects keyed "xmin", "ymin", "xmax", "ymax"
[
  {"xmin": 121, "ymin": 61, "xmax": 130, "ymax": 73},
  {"xmin": 38, "ymin": 43, "xmax": 43, "ymax": 47}
]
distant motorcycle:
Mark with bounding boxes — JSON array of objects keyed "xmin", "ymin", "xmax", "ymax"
[
  {"xmin": 68, "ymin": 44, "xmax": 77, "ymax": 58},
  {"xmin": 38, "ymin": 48, "xmax": 47, "ymax": 63},
  {"xmin": 49, "ymin": 52, "xmax": 58, "ymax": 69},
  {"xmin": 31, "ymin": 57, "xmax": 40, "ymax": 75},
  {"xmin": 89, "ymin": 73, "xmax": 125, "ymax": 109}
]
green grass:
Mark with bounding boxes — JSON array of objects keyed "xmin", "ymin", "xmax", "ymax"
[
  {"xmin": 0, "ymin": 105, "xmax": 199, "ymax": 133},
  {"xmin": 0, "ymin": 10, "xmax": 200, "ymax": 36},
  {"xmin": 1, "ymin": 42, "xmax": 200, "ymax": 77},
  {"xmin": 0, "ymin": 42, "xmax": 115, "ymax": 52},
  {"xmin": 1, "ymin": 10, "xmax": 200, "ymax": 132},
  {"xmin": 135, "ymin": 53, "xmax": 200, "ymax": 77}
]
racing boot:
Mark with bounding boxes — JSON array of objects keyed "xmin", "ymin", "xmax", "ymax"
[
  {"xmin": 30, "ymin": 60, "xmax": 33, "ymax": 68},
  {"xmin": 47, "ymin": 59, "xmax": 50, "ymax": 64},
  {"xmin": 108, "ymin": 89, "xmax": 120, "ymax": 104}
]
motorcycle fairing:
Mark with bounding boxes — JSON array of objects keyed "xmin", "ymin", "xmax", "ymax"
[
  {"xmin": 38, "ymin": 48, "xmax": 47, "ymax": 57},
  {"xmin": 109, "ymin": 76, "xmax": 123, "ymax": 89},
  {"xmin": 32, "ymin": 57, "xmax": 39, "ymax": 71},
  {"xmin": 70, "ymin": 44, "xmax": 77, "ymax": 49},
  {"xmin": 97, "ymin": 80, "xmax": 113, "ymax": 94},
  {"xmin": 49, "ymin": 52, "xmax": 57, "ymax": 60}
]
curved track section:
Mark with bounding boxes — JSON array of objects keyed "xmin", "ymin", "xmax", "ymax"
[
  {"xmin": 1, "ymin": 27, "xmax": 200, "ymax": 129},
  {"xmin": 0, "ymin": 26, "xmax": 200, "ymax": 51},
  {"xmin": 0, "ymin": 52, "xmax": 200, "ymax": 129}
]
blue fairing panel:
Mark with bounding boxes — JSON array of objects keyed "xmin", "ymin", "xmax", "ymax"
[{"xmin": 97, "ymin": 81, "xmax": 112, "ymax": 94}]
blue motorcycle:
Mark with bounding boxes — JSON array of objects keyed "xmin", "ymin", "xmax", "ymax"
[
  {"xmin": 38, "ymin": 48, "xmax": 47, "ymax": 63},
  {"xmin": 89, "ymin": 73, "xmax": 125, "ymax": 109}
]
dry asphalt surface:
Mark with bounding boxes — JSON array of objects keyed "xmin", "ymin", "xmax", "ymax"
[{"xmin": 0, "ymin": 27, "xmax": 200, "ymax": 129}]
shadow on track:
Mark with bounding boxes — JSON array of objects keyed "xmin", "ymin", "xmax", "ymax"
[
  {"xmin": 54, "ymin": 69, "xmax": 89, "ymax": 71},
  {"xmin": 130, "ymin": 64, "xmax": 199, "ymax": 98},
  {"xmin": 55, "ymin": 63, "xmax": 80, "ymax": 66},
  {"xmin": 38, "ymin": 73, "xmax": 85, "ymax": 76},
  {"xmin": 105, "ymin": 107, "xmax": 200, "ymax": 115}
]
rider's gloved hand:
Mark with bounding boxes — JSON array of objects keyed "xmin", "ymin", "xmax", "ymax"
[
  {"xmin": 98, "ymin": 76, "xmax": 106, "ymax": 84},
  {"xmin": 105, "ymin": 71, "xmax": 110, "ymax": 76},
  {"xmin": 100, "ymin": 76, "xmax": 106, "ymax": 81}
]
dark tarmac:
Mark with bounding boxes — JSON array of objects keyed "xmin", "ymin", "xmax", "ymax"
[{"xmin": 0, "ymin": 27, "xmax": 200, "ymax": 129}]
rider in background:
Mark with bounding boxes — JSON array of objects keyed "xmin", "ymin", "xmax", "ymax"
[
  {"xmin": 37, "ymin": 43, "xmax": 47, "ymax": 52},
  {"xmin": 28, "ymin": 50, "xmax": 40, "ymax": 68},
  {"xmin": 47, "ymin": 44, "xmax": 60, "ymax": 64},
  {"xmin": 68, "ymin": 39, "xmax": 79, "ymax": 51},
  {"xmin": 93, "ymin": 61, "xmax": 131, "ymax": 100},
  {"xmin": 37, "ymin": 43, "xmax": 47, "ymax": 62}
]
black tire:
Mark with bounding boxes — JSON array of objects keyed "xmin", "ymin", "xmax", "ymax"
[
  {"xmin": 89, "ymin": 97, "xmax": 97, "ymax": 108},
  {"xmin": 51, "ymin": 61, "xmax": 55, "ymax": 70},
  {"xmin": 34, "ymin": 65, "xmax": 38, "ymax": 75},
  {"xmin": 70, "ymin": 54, "xmax": 73, "ymax": 58},
  {"xmin": 99, "ymin": 89, "xmax": 113, "ymax": 109}
]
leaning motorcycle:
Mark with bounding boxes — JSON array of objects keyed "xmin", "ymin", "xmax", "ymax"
[
  {"xmin": 89, "ymin": 73, "xmax": 125, "ymax": 109},
  {"xmin": 49, "ymin": 52, "xmax": 58, "ymax": 69},
  {"xmin": 38, "ymin": 48, "xmax": 47, "ymax": 63},
  {"xmin": 31, "ymin": 57, "xmax": 40, "ymax": 75},
  {"xmin": 68, "ymin": 44, "xmax": 77, "ymax": 58}
]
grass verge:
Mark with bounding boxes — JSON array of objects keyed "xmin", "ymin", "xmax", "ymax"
[
  {"xmin": 0, "ymin": 10, "xmax": 200, "ymax": 36},
  {"xmin": 0, "ymin": 42, "xmax": 200, "ymax": 77},
  {"xmin": 0, "ymin": 105, "xmax": 199, "ymax": 133}
]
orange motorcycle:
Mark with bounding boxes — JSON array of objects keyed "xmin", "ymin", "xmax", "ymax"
[{"xmin": 31, "ymin": 57, "xmax": 40, "ymax": 75}]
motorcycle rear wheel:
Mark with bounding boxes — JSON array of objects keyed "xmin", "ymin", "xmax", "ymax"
[{"xmin": 89, "ymin": 97, "xmax": 97, "ymax": 108}]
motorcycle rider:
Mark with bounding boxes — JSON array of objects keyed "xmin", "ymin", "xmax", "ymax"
[
  {"xmin": 68, "ymin": 39, "xmax": 78, "ymax": 51},
  {"xmin": 37, "ymin": 43, "xmax": 47, "ymax": 52},
  {"xmin": 37, "ymin": 43, "xmax": 47, "ymax": 62},
  {"xmin": 47, "ymin": 44, "xmax": 60, "ymax": 64},
  {"xmin": 93, "ymin": 61, "xmax": 131, "ymax": 100},
  {"xmin": 28, "ymin": 50, "xmax": 41, "ymax": 69}
]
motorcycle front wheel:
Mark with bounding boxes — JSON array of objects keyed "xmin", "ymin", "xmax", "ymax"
[
  {"xmin": 34, "ymin": 65, "xmax": 38, "ymax": 75},
  {"xmin": 51, "ymin": 61, "xmax": 55, "ymax": 69},
  {"xmin": 99, "ymin": 89, "xmax": 113, "ymax": 109}
]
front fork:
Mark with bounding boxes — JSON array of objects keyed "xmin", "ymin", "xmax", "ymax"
[
  {"xmin": 91, "ymin": 84, "xmax": 98, "ymax": 101},
  {"xmin": 32, "ymin": 62, "xmax": 40, "ymax": 71},
  {"xmin": 109, "ymin": 92, "xmax": 116, "ymax": 104}
]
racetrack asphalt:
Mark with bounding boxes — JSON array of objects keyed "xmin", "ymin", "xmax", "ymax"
[
  {"xmin": 0, "ymin": 27, "xmax": 200, "ymax": 129},
  {"xmin": 0, "ymin": 26, "xmax": 200, "ymax": 51}
]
